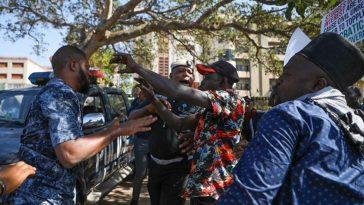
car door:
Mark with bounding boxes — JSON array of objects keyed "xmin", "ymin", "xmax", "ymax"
[
  {"xmin": 104, "ymin": 88, "xmax": 134, "ymax": 169},
  {"xmin": 80, "ymin": 86, "xmax": 113, "ymax": 193}
]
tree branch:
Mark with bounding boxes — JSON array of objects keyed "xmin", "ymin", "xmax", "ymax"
[
  {"xmin": 194, "ymin": 0, "xmax": 234, "ymax": 25},
  {"xmin": 101, "ymin": 0, "xmax": 113, "ymax": 20}
]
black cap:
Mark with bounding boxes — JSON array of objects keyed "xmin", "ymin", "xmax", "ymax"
[
  {"xmin": 297, "ymin": 32, "xmax": 364, "ymax": 90},
  {"xmin": 197, "ymin": 60, "xmax": 239, "ymax": 83}
]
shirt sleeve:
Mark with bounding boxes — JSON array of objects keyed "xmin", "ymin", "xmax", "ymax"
[
  {"xmin": 40, "ymin": 91, "xmax": 84, "ymax": 147},
  {"xmin": 217, "ymin": 107, "xmax": 300, "ymax": 205}
]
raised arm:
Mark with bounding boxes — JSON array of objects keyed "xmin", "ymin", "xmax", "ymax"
[{"xmin": 115, "ymin": 54, "xmax": 211, "ymax": 109}]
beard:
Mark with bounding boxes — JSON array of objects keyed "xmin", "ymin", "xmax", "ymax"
[{"xmin": 79, "ymin": 68, "xmax": 90, "ymax": 94}]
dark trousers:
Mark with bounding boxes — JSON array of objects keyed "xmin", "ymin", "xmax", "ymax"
[
  {"xmin": 190, "ymin": 197, "xmax": 217, "ymax": 205},
  {"xmin": 132, "ymin": 137, "xmax": 149, "ymax": 202},
  {"xmin": 148, "ymin": 157, "xmax": 190, "ymax": 205}
]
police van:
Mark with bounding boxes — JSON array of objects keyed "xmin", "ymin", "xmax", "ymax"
[{"xmin": 0, "ymin": 71, "xmax": 134, "ymax": 203}]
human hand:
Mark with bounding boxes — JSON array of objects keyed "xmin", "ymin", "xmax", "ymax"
[
  {"xmin": 0, "ymin": 161, "xmax": 36, "ymax": 194},
  {"xmin": 160, "ymin": 99, "xmax": 172, "ymax": 110},
  {"xmin": 110, "ymin": 53, "xmax": 138, "ymax": 74},
  {"xmin": 178, "ymin": 131, "xmax": 195, "ymax": 155},
  {"xmin": 138, "ymin": 82, "xmax": 156, "ymax": 101},
  {"xmin": 118, "ymin": 115, "xmax": 157, "ymax": 136}
]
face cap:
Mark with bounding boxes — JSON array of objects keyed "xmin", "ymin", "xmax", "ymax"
[{"xmin": 196, "ymin": 60, "xmax": 239, "ymax": 83}]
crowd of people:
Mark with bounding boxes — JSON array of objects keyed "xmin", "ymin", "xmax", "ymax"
[{"xmin": 0, "ymin": 32, "xmax": 363, "ymax": 205}]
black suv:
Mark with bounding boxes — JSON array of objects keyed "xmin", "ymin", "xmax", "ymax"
[{"xmin": 0, "ymin": 72, "xmax": 134, "ymax": 203}]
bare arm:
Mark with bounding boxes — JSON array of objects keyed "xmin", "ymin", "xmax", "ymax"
[
  {"xmin": 117, "ymin": 54, "xmax": 211, "ymax": 109},
  {"xmin": 152, "ymin": 99, "xmax": 198, "ymax": 132},
  {"xmin": 55, "ymin": 116, "xmax": 156, "ymax": 168}
]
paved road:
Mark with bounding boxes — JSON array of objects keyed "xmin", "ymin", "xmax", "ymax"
[
  {"xmin": 100, "ymin": 177, "xmax": 150, "ymax": 205},
  {"xmin": 99, "ymin": 177, "xmax": 190, "ymax": 205}
]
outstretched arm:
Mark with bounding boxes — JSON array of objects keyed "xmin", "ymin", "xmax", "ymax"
[
  {"xmin": 116, "ymin": 54, "xmax": 211, "ymax": 109},
  {"xmin": 55, "ymin": 115, "xmax": 157, "ymax": 169}
]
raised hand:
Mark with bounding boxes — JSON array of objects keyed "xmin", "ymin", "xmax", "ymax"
[
  {"xmin": 139, "ymin": 83, "xmax": 157, "ymax": 102},
  {"xmin": 0, "ymin": 161, "xmax": 36, "ymax": 194},
  {"xmin": 110, "ymin": 53, "xmax": 138, "ymax": 74}
]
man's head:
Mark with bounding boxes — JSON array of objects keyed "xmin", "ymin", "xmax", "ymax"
[
  {"xmin": 197, "ymin": 60, "xmax": 239, "ymax": 91},
  {"xmin": 51, "ymin": 45, "xmax": 90, "ymax": 93},
  {"xmin": 169, "ymin": 60, "xmax": 194, "ymax": 86},
  {"xmin": 272, "ymin": 32, "xmax": 364, "ymax": 105}
]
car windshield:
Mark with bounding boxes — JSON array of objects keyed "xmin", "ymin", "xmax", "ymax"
[{"xmin": 0, "ymin": 91, "xmax": 35, "ymax": 124}]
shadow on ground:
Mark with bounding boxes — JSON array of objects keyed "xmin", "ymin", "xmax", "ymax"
[{"xmin": 99, "ymin": 177, "xmax": 150, "ymax": 205}]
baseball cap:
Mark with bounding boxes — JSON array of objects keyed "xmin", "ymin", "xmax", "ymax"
[{"xmin": 196, "ymin": 60, "xmax": 239, "ymax": 83}]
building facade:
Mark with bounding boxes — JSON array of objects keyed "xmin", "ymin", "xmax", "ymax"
[{"xmin": 0, "ymin": 57, "xmax": 51, "ymax": 89}]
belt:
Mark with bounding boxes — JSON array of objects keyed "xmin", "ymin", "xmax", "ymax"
[{"xmin": 150, "ymin": 155, "xmax": 184, "ymax": 165}]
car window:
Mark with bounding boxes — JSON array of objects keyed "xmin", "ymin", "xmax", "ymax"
[
  {"xmin": 83, "ymin": 94, "xmax": 106, "ymax": 127},
  {"xmin": 108, "ymin": 93, "xmax": 127, "ymax": 119},
  {"xmin": 0, "ymin": 93, "xmax": 34, "ymax": 123}
]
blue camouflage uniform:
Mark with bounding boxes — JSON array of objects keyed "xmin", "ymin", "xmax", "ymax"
[{"xmin": 7, "ymin": 78, "xmax": 84, "ymax": 204}]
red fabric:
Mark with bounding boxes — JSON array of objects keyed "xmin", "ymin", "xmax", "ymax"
[
  {"xmin": 196, "ymin": 64, "xmax": 216, "ymax": 75},
  {"xmin": 89, "ymin": 70, "xmax": 104, "ymax": 78}
]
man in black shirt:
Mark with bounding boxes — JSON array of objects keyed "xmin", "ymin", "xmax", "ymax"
[
  {"xmin": 129, "ymin": 60, "xmax": 198, "ymax": 205},
  {"xmin": 128, "ymin": 85, "xmax": 150, "ymax": 205}
]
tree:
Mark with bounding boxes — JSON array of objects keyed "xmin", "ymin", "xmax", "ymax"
[{"xmin": 0, "ymin": 0, "xmax": 340, "ymax": 74}]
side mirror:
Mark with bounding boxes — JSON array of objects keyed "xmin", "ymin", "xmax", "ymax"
[{"xmin": 82, "ymin": 113, "xmax": 105, "ymax": 129}]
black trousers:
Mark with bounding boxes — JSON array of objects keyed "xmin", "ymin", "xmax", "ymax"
[
  {"xmin": 148, "ymin": 158, "xmax": 190, "ymax": 205},
  {"xmin": 190, "ymin": 197, "xmax": 217, "ymax": 205}
]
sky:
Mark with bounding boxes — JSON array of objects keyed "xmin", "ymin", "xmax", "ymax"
[{"xmin": 0, "ymin": 28, "xmax": 64, "ymax": 67}]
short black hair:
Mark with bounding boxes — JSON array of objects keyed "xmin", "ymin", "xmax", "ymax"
[{"xmin": 51, "ymin": 45, "xmax": 86, "ymax": 73}]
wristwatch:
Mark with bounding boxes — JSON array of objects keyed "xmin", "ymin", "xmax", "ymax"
[{"xmin": 0, "ymin": 178, "xmax": 5, "ymax": 195}]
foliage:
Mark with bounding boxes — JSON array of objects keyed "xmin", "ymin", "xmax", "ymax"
[
  {"xmin": 0, "ymin": 0, "xmax": 341, "ymax": 74},
  {"xmin": 89, "ymin": 47, "xmax": 133, "ymax": 92}
]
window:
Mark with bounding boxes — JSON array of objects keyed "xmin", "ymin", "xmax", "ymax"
[
  {"xmin": 12, "ymin": 63, "xmax": 24, "ymax": 68},
  {"xmin": 268, "ymin": 41, "xmax": 280, "ymax": 47},
  {"xmin": 11, "ymin": 74, "xmax": 23, "ymax": 79},
  {"xmin": 236, "ymin": 59, "xmax": 250, "ymax": 71},
  {"xmin": 108, "ymin": 93, "xmax": 127, "ymax": 119},
  {"xmin": 83, "ymin": 95, "xmax": 105, "ymax": 116},
  {"xmin": 236, "ymin": 78, "xmax": 250, "ymax": 90},
  {"xmin": 0, "ymin": 62, "xmax": 7, "ymax": 68},
  {"xmin": 0, "ymin": 74, "xmax": 6, "ymax": 79},
  {"xmin": 158, "ymin": 55, "xmax": 169, "ymax": 76},
  {"xmin": 0, "ymin": 93, "xmax": 35, "ymax": 123}
]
